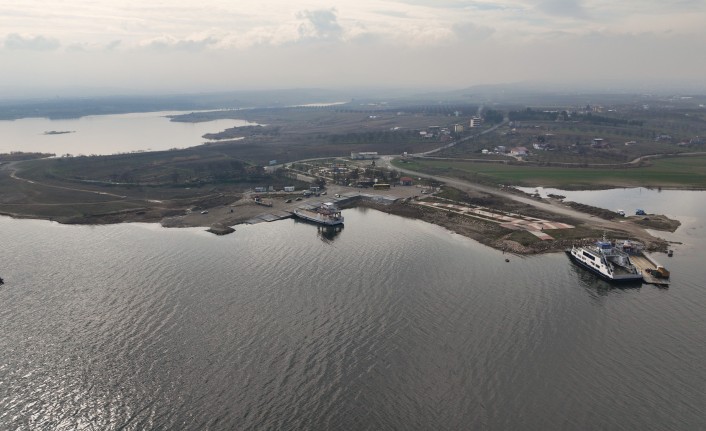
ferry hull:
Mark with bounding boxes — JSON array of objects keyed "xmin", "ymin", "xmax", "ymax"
[
  {"xmin": 566, "ymin": 250, "xmax": 643, "ymax": 283},
  {"xmin": 293, "ymin": 209, "xmax": 344, "ymax": 226}
]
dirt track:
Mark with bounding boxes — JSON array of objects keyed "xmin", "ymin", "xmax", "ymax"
[{"xmin": 379, "ymin": 156, "xmax": 670, "ymax": 249}]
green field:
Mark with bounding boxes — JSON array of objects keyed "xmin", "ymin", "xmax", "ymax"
[{"xmin": 393, "ymin": 155, "xmax": 706, "ymax": 189}]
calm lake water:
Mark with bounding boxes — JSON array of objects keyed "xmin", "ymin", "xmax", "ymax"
[
  {"xmin": 1, "ymin": 189, "xmax": 705, "ymax": 430},
  {"xmin": 519, "ymin": 186, "xmax": 706, "ymax": 255},
  {"xmin": 0, "ymin": 111, "xmax": 254, "ymax": 155}
]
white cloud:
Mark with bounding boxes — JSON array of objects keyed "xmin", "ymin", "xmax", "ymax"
[
  {"xmin": 0, "ymin": 0, "xmax": 704, "ymax": 92},
  {"xmin": 536, "ymin": 0, "xmax": 587, "ymax": 19},
  {"xmin": 139, "ymin": 34, "xmax": 219, "ymax": 51},
  {"xmin": 297, "ymin": 8, "xmax": 343, "ymax": 41},
  {"xmin": 4, "ymin": 33, "xmax": 60, "ymax": 50}
]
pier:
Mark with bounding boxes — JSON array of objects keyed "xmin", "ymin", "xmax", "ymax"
[{"xmin": 630, "ymin": 254, "xmax": 670, "ymax": 287}]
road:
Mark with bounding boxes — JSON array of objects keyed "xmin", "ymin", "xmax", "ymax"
[
  {"xmin": 1, "ymin": 161, "xmax": 128, "ymax": 199},
  {"xmin": 412, "ymin": 118, "xmax": 508, "ymax": 157},
  {"xmin": 379, "ymin": 155, "xmax": 658, "ymax": 240}
]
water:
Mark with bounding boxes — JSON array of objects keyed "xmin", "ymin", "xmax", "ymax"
[
  {"xmin": 1, "ymin": 193, "xmax": 705, "ymax": 430},
  {"xmin": 0, "ymin": 111, "xmax": 255, "ymax": 155},
  {"xmin": 519, "ymin": 186, "xmax": 706, "ymax": 256}
]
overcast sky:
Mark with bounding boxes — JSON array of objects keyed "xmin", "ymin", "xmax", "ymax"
[{"xmin": 2, "ymin": 0, "xmax": 705, "ymax": 96}]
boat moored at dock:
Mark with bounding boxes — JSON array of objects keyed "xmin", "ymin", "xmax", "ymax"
[
  {"xmin": 566, "ymin": 236, "xmax": 643, "ymax": 283},
  {"xmin": 294, "ymin": 202, "xmax": 344, "ymax": 226}
]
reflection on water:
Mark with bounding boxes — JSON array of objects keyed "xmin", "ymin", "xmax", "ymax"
[
  {"xmin": 292, "ymin": 217, "xmax": 345, "ymax": 243},
  {"xmin": 0, "ymin": 111, "xmax": 256, "ymax": 155},
  {"xmin": 1, "ymin": 203, "xmax": 705, "ymax": 430},
  {"xmin": 317, "ymin": 224, "xmax": 344, "ymax": 243},
  {"xmin": 573, "ymin": 267, "xmax": 643, "ymax": 298}
]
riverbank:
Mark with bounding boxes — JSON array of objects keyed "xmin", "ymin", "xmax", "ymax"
[
  {"xmin": 0, "ymin": 178, "xmax": 677, "ymax": 256},
  {"xmin": 358, "ymin": 198, "xmax": 673, "ymax": 255},
  {"xmin": 0, "ymin": 158, "xmax": 679, "ymax": 255}
]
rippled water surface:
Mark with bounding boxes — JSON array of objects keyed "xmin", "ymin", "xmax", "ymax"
[{"xmin": 1, "ymin": 199, "xmax": 705, "ymax": 430}]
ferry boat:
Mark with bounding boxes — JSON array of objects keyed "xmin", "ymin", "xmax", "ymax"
[
  {"xmin": 566, "ymin": 236, "xmax": 643, "ymax": 283},
  {"xmin": 294, "ymin": 202, "xmax": 344, "ymax": 226}
]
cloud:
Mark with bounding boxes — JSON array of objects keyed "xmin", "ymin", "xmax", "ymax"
[
  {"xmin": 105, "ymin": 40, "xmax": 122, "ymax": 51},
  {"xmin": 1, "ymin": 1, "xmax": 705, "ymax": 92},
  {"xmin": 4, "ymin": 33, "xmax": 60, "ymax": 51},
  {"xmin": 297, "ymin": 8, "xmax": 343, "ymax": 41},
  {"xmin": 140, "ymin": 35, "xmax": 219, "ymax": 51},
  {"xmin": 453, "ymin": 22, "xmax": 495, "ymax": 40},
  {"xmin": 536, "ymin": 0, "xmax": 588, "ymax": 19}
]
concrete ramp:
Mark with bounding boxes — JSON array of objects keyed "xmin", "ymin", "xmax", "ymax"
[{"xmin": 529, "ymin": 230, "xmax": 554, "ymax": 240}]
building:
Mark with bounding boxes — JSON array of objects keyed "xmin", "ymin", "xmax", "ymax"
[
  {"xmin": 283, "ymin": 186, "xmax": 295, "ymax": 192},
  {"xmin": 469, "ymin": 117, "xmax": 482, "ymax": 128},
  {"xmin": 453, "ymin": 124, "xmax": 464, "ymax": 133},
  {"xmin": 400, "ymin": 177, "xmax": 414, "ymax": 186},
  {"xmin": 592, "ymin": 138, "xmax": 608, "ymax": 148},
  {"xmin": 351, "ymin": 152, "xmax": 379, "ymax": 160},
  {"xmin": 510, "ymin": 147, "xmax": 528, "ymax": 156}
]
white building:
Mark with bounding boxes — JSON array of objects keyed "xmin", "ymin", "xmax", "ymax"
[
  {"xmin": 469, "ymin": 117, "xmax": 482, "ymax": 128},
  {"xmin": 510, "ymin": 147, "xmax": 528, "ymax": 156},
  {"xmin": 351, "ymin": 152, "xmax": 379, "ymax": 160},
  {"xmin": 284, "ymin": 186, "xmax": 295, "ymax": 192}
]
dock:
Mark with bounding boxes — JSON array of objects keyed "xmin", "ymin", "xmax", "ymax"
[{"xmin": 631, "ymin": 254, "xmax": 670, "ymax": 287}]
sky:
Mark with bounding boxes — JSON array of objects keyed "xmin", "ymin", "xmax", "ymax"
[{"xmin": 1, "ymin": 0, "xmax": 705, "ymax": 96}]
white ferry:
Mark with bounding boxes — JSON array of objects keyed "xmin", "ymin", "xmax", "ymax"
[
  {"xmin": 294, "ymin": 202, "xmax": 344, "ymax": 226},
  {"xmin": 566, "ymin": 236, "xmax": 643, "ymax": 283}
]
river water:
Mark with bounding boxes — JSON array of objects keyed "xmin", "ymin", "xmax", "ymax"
[
  {"xmin": 1, "ymin": 191, "xmax": 705, "ymax": 430},
  {"xmin": 0, "ymin": 111, "xmax": 253, "ymax": 156}
]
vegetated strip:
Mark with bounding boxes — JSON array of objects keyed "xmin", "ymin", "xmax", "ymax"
[{"xmin": 394, "ymin": 155, "xmax": 706, "ymax": 189}]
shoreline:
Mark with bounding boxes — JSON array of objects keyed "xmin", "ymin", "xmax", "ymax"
[
  {"xmin": 0, "ymin": 188, "xmax": 680, "ymax": 256},
  {"xmin": 0, "ymin": 154, "xmax": 683, "ymax": 255}
]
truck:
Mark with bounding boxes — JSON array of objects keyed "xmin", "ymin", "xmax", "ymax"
[
  {"xmin": 253, "ymin": 196, "xmax": 273, "ymax": 207},
  {"xmin": 646, "ymin": 265, "xmax": 670, "ymax": 279}
]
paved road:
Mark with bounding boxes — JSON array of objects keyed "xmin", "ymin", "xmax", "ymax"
[{"xmin": 412, "ymin": 119, "xmax": 508, "ymax": 157}]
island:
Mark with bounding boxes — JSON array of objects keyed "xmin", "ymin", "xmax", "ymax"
[{"xmin": 43, "ymin": 130, "xmax": 75, "ymax": 135}]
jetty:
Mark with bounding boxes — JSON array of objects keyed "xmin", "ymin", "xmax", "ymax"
[{"xmin": 630, "ymin": 253, "xmax": 670, "ymax": 286}]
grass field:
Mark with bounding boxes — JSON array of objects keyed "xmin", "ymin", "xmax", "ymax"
[{"xmin": 393, "ymin": 155, "xmax": 706, "ymax": 189}]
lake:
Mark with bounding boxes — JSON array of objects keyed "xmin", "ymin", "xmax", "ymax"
[
  {"xmin": 519, "ymin": 186, "xmax": 706, "ymax": 255},
  {"xmin": 1, "ymin": 188, "xmax": 705, "ymax": 430},
  {"xmin": 0, "ymin": 111, "xmax": 254, "ymax": 156}
]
